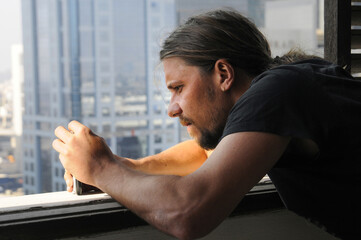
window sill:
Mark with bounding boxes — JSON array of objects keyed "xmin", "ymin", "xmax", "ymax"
[
  {"xmin": 0, "ymin": 183, "xmax": 283, "ymax": 239},
  {"xmin": 0, "ymin": 192, "xmax": 116, "ymax": 225}
]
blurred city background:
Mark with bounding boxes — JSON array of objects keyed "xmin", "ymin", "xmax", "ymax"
[{"xmin": 0, "ymin": 0, "xmax": 324, "ymax": 197}]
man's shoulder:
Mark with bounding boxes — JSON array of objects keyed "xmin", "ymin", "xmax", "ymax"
[
  {"xmin": 253, "ymin": 59, "xmax": 333, "ymax": 84},
  {"xmin": 246, "ymin": 63, "xmax": 316, "ymax": 100},
  {"xmin": 248, "ymin": 58, "xmax": 354, "ymax": 99}
]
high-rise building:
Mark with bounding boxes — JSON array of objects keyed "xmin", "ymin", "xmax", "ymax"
[
  {"xmin": 0, "ymin": 44, "xmax": 24, "ymax": 197},
  {"xmin": 21, "ymin": 0, "xmax": 180, "ymax": 194},
  {"xmin": 0, "ymin": 44, "xmax": 23, "ymax": 175},
  {"xmin": 21, "ymin": 0, "xmax": 252, "ymax": 194},
  {"xmin": 10, "ymin": 44, "xmax": 24, "ymax": 176}
]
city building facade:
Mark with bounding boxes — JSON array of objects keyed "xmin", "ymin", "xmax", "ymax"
[
  {"xmin": 21, "ymin": 0, "xmax": 251, "ymax": 195},
  {"xmin": 21, "ymin": 0, "xmax": 180, "ymax": 194},
  {"xmin": 21, "ymin": 0, "xmax": 322, "ymax": 194}
]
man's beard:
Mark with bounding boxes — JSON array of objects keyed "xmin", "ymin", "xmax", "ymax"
[
  {"xmin": 197, "ymin": 122, "xmax": 225, "ymax": 150},
  {"xmin": 180, "ymin": 107, "xmax": 229, "ymax": 151},
  {"xmin": 180, "ymin": 84, "xmax": 231, "ymax": 150}
]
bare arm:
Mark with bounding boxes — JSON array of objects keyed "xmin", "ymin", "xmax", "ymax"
[
  {"xmin": 53, "ymin": 121, "xmax": 290, "ymax": 239},
  {"xmin": 64, "ymin": 139, "xmax": 208, "ymax": 192},
  {"xmin": 117, "ymin": 139, "xmax": 208, "ymax": 176}
]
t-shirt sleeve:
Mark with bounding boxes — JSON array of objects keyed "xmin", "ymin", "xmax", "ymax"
[{"xmin": 221, "ymin": 69, "xmax": 337, "ymax": 146}]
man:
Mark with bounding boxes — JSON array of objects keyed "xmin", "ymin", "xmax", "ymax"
[{"xmin": 53, "ymin": 10, "xmax": 361, "ymax": 239}]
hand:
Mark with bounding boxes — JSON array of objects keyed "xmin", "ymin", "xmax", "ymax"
[{"xmin": 52, "ymin": 120, "xmax": 115, "ymax": 187}]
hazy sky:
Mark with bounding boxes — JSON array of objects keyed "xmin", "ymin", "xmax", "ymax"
[{"xmin": 0, "ymin": 0, "xmax": 22, "ymax": 73}]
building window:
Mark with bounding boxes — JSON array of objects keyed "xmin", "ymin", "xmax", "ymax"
[
  {"xmin": 81, "ymin": 94, "xmax": 95, "ymax": 117},
  {"xmin": 12, "ymin": 0, "xmax": 324, "ymax": 199},
  {"xmin": 80, "ymin": 62, "xmax": 95, "ymax": 88},
  {"xmin": 166, "ymin": 119, "xmax": 175, "ymax": 129},
  {"xmin": 103, "ymin": 123, "xmax": 111, "ymax": 133},
  {"xmin": 153, "ymin": 119, "xmax": 162, "ymax": 129},
  {"xmin": 101, "ymin": 93, "xmax": 111, "ymax": 103},
  {"xmin": 166, "ymin": 133, "xmax": 174, "ymax": 143},
  {"xmin": 89, "ymin": 123, "xmax": 98, "ymax": 133},
  {"xmin": 101, "ymin": 77, "xmax": 110, "ymax": 87},
  {"xmin": 102, "ymin": 107, "xmax": 110, "ymax": 117},
  {"xmin": 80, "ymin": 31, "xmax": 94, "ymax": 58},
  {"xmin": 153, "ymin": 104, "xmax": 162, "ymax": 114},
  {"xmin": 154, "ymin": 134, "xmax": 162, "ymax": 144}
]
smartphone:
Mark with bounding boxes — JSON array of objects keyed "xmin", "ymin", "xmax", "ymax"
[{"xmin": 73, "ymin": 177, "xmax": 102, "ymax": 195}]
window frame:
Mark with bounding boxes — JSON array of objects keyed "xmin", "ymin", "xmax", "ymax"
[{"xmin": 0, "ymin": 182, "xmax": 282, "ymax": 239}]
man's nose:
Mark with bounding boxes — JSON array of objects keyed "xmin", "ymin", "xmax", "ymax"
[{"xmin": 167, "ymin": 101, "xmax": 182, "ymax": 118}]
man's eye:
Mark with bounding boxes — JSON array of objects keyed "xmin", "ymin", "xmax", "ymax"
[{"xmin": 174, "ymin": 85, "xmax": 183, "ymax": 92}]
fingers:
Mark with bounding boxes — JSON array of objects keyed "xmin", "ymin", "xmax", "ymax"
[
  {"xmin": 52, "ymin": 138, "xmax": 67, "ymax": 154},
  {"xmin": 54, "ymin": 121, "xmax": 88, "ymax": 193},
  {"xmin": 68, "ymin": 120, "xmax": 88, "ymax": 135},
  {"xmin": 54, "ymin": 126, "xmax": 73, "ymax": 144}
]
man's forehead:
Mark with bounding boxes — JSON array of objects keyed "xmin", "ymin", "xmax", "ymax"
[
  {"xmin": 163, "ymin": 58, "xmax": 188, "ymax": 74},
  {"xmin": 163, "ymin": 58, "xmax": 200, "ymax": 82}
]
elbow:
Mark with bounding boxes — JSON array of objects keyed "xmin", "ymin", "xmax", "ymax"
[
  {"xmin": 164, "ymin": 210, "xmax": 214, "ymax": 240},
  {"xmin": 169, "ymin": 221, "xmax": 205, "ymax": 240}
]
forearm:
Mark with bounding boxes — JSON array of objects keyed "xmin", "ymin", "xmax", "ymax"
[
  {"xmin": 115, "ymin": 140, "xmax": 208, "ymax": 176},
  {"xmin": 94, "ymin": 160, "xmax": 213, "ymax": 239},
  {"xmin": 55, "ymin": 121, "xmax": 290, "ymax": 239},
  {"xmin": 65, "ymin": 139, "xmax": 207, "ymax": 193}
]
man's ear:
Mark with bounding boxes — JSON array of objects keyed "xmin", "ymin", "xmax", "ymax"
[{"xmin": 214, "ymin": 59, "xmax": 234, "ymax": 91}]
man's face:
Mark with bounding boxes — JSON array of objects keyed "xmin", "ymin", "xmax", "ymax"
[{"xmin": 163, "ymin": 57, "xmax": 231, "ymax": 150}]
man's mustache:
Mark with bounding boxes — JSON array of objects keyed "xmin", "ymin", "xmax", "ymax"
[{"xmin": 179, "ymin": 116, "xmax": 194, "ymax": 126}]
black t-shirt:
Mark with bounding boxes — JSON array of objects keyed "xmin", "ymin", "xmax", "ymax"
[{"xmin": 221, "ymin": 59, "xmax": 361, "ymax": 239}]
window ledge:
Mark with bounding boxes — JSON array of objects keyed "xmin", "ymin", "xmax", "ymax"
[
  {"xmin": 0, "ymin": 183, "xmax": 283, "ymax": 239},
  {"xmin": 0, "ymin": 192, "xmax": 118, "ymax": 226}
]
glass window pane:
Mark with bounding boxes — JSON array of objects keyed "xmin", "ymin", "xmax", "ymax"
[{"xmin": 10, "ymin": 0, "xmax": 324, "ymax": 196}]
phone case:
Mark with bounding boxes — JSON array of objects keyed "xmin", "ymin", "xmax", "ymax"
[{"xmin": 73, "ymin": 177, "xmax": 102, "ymax": 195}]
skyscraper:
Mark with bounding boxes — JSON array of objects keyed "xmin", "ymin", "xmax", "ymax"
[
  {"xmin": 0, "ymin": 44, "xmax": 24, "ymax": 196},
  {"xmin": 21, "ymin": 0, "xmax": 180, "ymax": 194},
  {"xmin": 21, "ymin": 0, "xmax": 251, "ymax": 194}
]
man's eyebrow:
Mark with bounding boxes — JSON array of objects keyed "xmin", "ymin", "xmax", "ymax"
[
  {"xmin": 166, "ymin": 83, "xmax": 174, "ymax": 89},
  {"xmin": 166, "ymin": 80, "xmax": 181, "ymax": 89}
]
